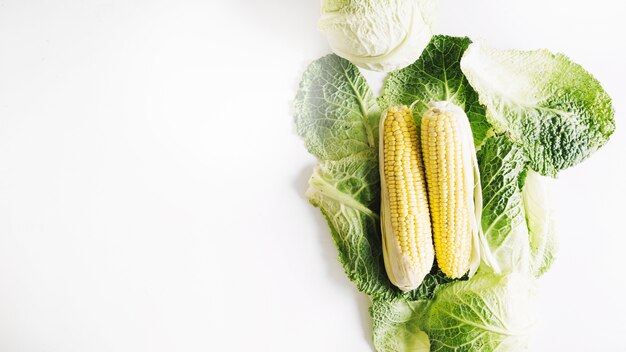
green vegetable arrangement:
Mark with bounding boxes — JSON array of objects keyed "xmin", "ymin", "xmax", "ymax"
[{"xmin": 295, "ymin": 10, "xmax": 614, "ymax": 352}]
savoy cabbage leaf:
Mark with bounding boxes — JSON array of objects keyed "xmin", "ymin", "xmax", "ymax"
[
  {"xmin": 372, "ymin": 273, "xmax": 536, "ymax": 352},
  {"xmin": 523, "ymin": 171, "xmax": 558, "ymax": 278},
  {"xmin": 371, "ymin": 298, "xmax": 430, "ymax": 352},
  {"xmin": 295, "ymin": 54, "xmax": 380, "ymax": 161},
  {"xmin": 421, "ymin": 272, "xmax": 535, "ymax": 352},
  {"xmin": 461, "ymin": 42, "xmax": 615, "ymax": 176},
  {"xmin": 379, "ymin": 35, "xmax": 491, "ymax": 147},
  {"xmin": 477, "ymin": 136, "xmax": 531, "ymax": 274},
  {"xmin": 370, "ymin": 271, "xmax": 457, "ymax": 352}
]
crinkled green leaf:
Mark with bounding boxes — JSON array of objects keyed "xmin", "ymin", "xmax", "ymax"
[
  {"xmin": 295, "ymin": 54, "xmax": 379, "ymax": 161},
  {"xmin": 371, "ymin": 271, "xmax": 456, "ymax": 352},
  {"xmin": 295, "ymin": 54, "xmax": 390, "ymax": 297},
  {"xmin": 379, "ymin": 35, "xmax": 491, "ymax": 147},
  {"xmin": 422, "ymin": 272, "xmax": 535, "ymax": 352},
  {"xmin": 305, "ymin": 153, "xmax": 391, "ymax": 297},
  {"xmin": 461, "ymin": 42, "xmax": 615, "ymax": 176},
  {"xmin": 477, "ymin": 136, "xmax": 531, "ymax": 274},
  {"xmin": 522, "ymin": 171, "xmax": 558, "ymax": 278},
  {"xmin": 402, "ymin": 270, "xmax": 454, "ymax": 301},
  {"xmin": 371, "ymin": 298, "xmax": 430, "ymax": 352}
]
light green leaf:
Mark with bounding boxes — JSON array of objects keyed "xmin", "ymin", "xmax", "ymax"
[
  {"xmin": 379, "ymin": 35, "xmax": 491, "ymax": 147},
  {"xmin": 461, "ymin": 42, "xmax": 615, "ymax": 176},
  {"xmin": 477, "ymin": 136, "xmax": 531, "ymax": 274},
  {"xmin": 523, "ymin": 171, "xmax": 558, "ymax": 278},
  {"xmin": 422, "ymin": 272, "xmax": 535, "ymax": 352},
  {"xmin": 305, "ymin": 152, "xmax": 391, "ymax": 297},
  {"xmin": 371, "ymin": 298, "xmax": 430, "ymax": 352},
  {"xmin": 370, "ymin": 271, "xmax": 459, "ymax": 351},
  {"xmin": 295, "ymin": 54, "xmax": 380, "ymax": 161}
]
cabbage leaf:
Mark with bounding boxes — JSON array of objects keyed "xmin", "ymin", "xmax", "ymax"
[
  {"xmin": 477, "ymin": 136, "xmax": 531, "ymax": 274},
  {"xmin": 379, "ymin": 35, "xmax": 491, "ymax": 147},
  {"xmin": 421, "ymin": 272, "xmax": 535, "ymax": 352},
  {"xmin": 461, "ymin": 42, "xmax": 615, "ymax": 176},
  {"xmin": 295, "ymin": 54, "xmax": 380, "ymax": 161},
  {"xmin": 523, "ymin": 171, "xmax": 558, "ymax": 278},
  {"xmin": 371, "ymin": 272, "xmax": 536, "ymax": 352},
  {"xmin": 371, "ymin": 299, "xmax": 430, "ymax": 352}
]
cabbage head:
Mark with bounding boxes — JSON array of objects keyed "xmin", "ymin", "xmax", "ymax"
[{"xmin": 318, "ymin": 0, "xmax": 436, "ymax": 72}]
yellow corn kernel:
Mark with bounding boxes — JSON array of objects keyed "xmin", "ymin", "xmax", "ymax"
[
  {"xmin": 379, "ymin": 105, "xmax": 434, "ymax": 292},
  {"xmin": 421, "ymin": 101, "xmax": 481, "ymax": 279}
]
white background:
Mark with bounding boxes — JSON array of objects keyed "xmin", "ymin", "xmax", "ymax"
[{"xmin": 1, "ymin": 0, "xmax": 625, "ymax": 351}]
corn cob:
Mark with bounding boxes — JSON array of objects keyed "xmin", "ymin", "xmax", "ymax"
[
  {"xmin": 421, "ymin": 101, "xmax": 484, "ymax": 279},
  {"xmin": 379, "ymin": 105, "xmax": 434, "ymax": 292}
]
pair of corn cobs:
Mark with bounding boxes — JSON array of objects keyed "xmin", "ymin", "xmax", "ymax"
[{"xmin": 380, "ymin": 102, "xmax": 481, "ymax": 292}]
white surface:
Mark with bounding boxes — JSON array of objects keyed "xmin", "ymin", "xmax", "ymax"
[{"xmin": 0, "ymin": 0, "xmax": 625, "ymax": 351}]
